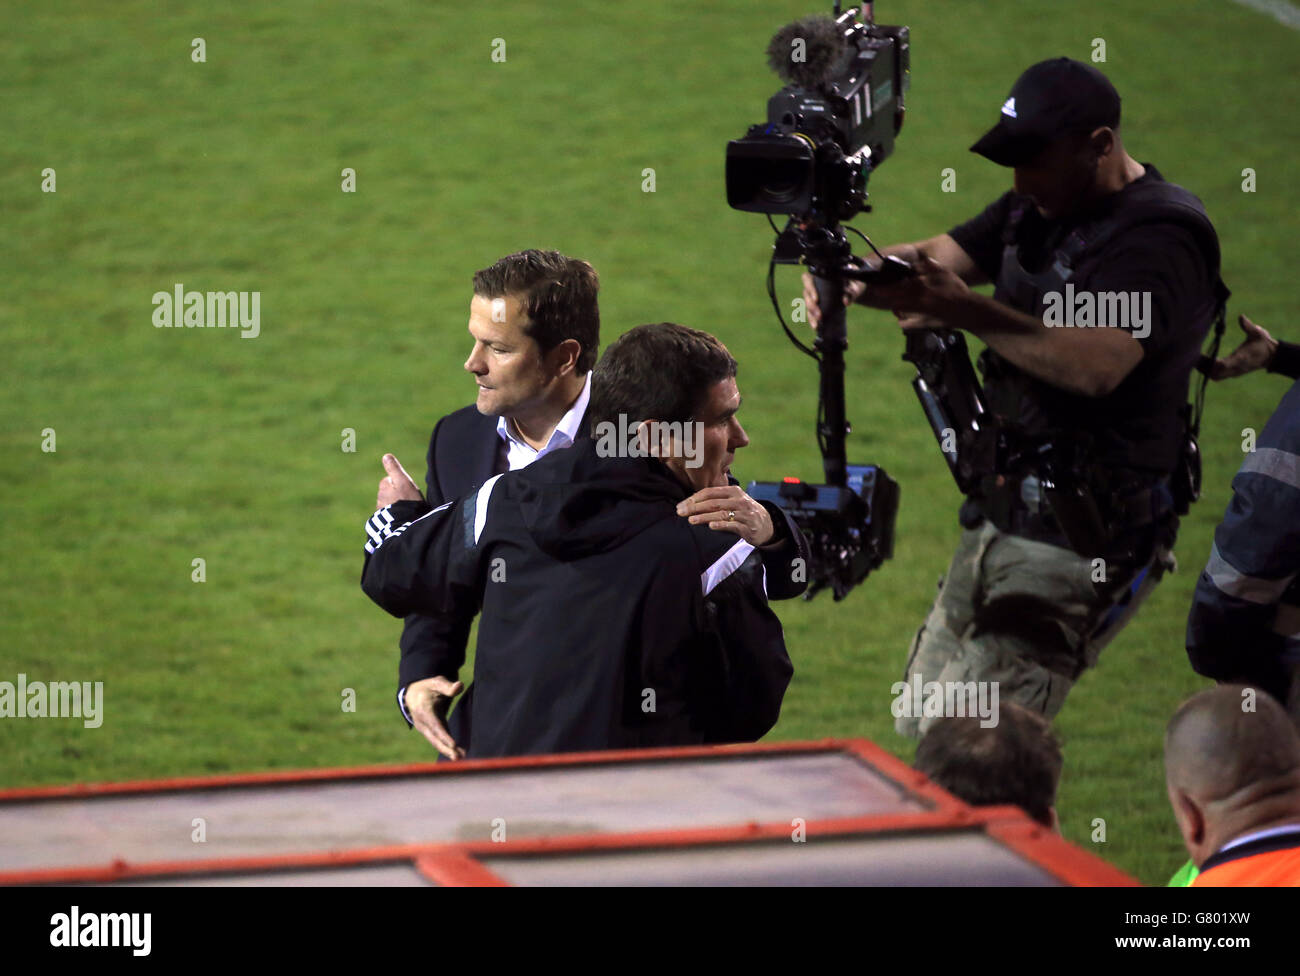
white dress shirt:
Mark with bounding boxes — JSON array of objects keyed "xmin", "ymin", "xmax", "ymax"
[{"xmin": 495, "ymin": 371, "xmax": 592, "ymax": 472}]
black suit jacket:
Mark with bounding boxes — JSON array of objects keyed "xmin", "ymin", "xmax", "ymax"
[
  {"xmin": 397, "ymin": 404, "xmax": 501, "ymax": 700},
  {"xmin": 396, "ymin": 401, "xmax": 809, "ymax": 728}
]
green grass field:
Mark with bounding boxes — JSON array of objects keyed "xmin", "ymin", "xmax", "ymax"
[{"xmin": 1, "ymin": 0, "xmax": 1296, "ymax": 885}]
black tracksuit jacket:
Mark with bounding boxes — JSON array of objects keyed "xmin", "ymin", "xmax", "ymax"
[{"xmin": 361, "ymin": 439, "xmax": 793, "ymax": 759}]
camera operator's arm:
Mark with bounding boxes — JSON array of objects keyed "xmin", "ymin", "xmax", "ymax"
[
  {"xmin": 866, "ymin": 258, "xmax": 1142, "ymax": 397},
  {"xmin": 802, "ymin": 234, "xmax": 985, "ymax": 329},
  {"xmin": 868, "ymin": 215, "xmax": 1211, "ymax": 398},
  {"xmin": 951, "ymin": 292, "xmax": 1141, "ymax": 397},
  {"xmin": 887, "ymin": 235, "xmax": 988, "ymax": 284}
]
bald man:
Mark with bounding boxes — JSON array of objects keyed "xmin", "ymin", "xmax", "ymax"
[{"xmin": 1164, "ymin": 684, "xmax": 1300, "ymax": 886}]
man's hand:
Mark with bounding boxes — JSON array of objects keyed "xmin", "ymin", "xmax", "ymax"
[
  {"xmin": 1210, "ymin": 314, "xmax": 1278, "ymax": 380},
  {"xmin": 802, "ymin": 270, "xmax": 867, "ymax": 331},
  {"xmin": 404, "ymin": 676, "xmax": 465, "ymax": 760},
  {"xmin": 376, "ymin": 453, "xmax": 424, "ymax": 510},
  {"xmin": 801, "ymin": 236, "xmax": 985, "ymax": 331},
  {"xmin": 677, "ymin": 486, "xmax": 775, "ymax": 546},
  {"xmin": 861, "ymin": 256, "xmax": 973, "ymax": 331}
]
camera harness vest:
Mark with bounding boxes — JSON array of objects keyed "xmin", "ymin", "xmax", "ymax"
[
  {"xmin": 993, "ymin": 171, "xmax": 1226, "ymax": 350},
  {"xmin": 976, "ymin": 170, "xmax": 1229, "ymax": 552}
]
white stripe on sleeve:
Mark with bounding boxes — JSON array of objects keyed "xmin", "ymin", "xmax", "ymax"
[
  {"xmin": 1240, "ymin": 447, "xmax": 1300, "ymax": 491},
  {"xmin": 1205, "ymin": 542, "xmax": 1298, "ymax": 604},
  {"xmin": 473, "ymin": 474, "xmax": 505, "ymax": 546},
  {"xmin": 701, "ymin": 539, "xmax": 758, "ymax": 597}
]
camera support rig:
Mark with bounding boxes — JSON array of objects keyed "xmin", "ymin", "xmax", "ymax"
[
  {"xmin": 728, "ymin": 3, "xmax": 910, "ymax": 600},
  {"xmin": 744, "ymin": 217, "xmax": 907, "ymax": 601}
]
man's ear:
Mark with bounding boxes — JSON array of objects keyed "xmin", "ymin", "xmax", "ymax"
[
  {"xmin": 1089, "ymin": 126, "xmax": 1116, "ymax": 161},
  {"xmin": 635, "ymin": 419, "xmax": 657, "ymax": 458},
  {"xmin": 545, "ymin": 338, "xmax": 582, "ymax": 378},
  {"xmin": 1171, "ymin": 788, "xmax": 1206, "ymax": 848},
  {"xmin": 637, "ymin": 419, "xmax": 681, "ymax": 461}
]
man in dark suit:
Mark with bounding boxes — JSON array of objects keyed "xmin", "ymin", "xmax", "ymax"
[{"xmin": 391, "ymin": 250, "xmax": 809, "ymax": 758}]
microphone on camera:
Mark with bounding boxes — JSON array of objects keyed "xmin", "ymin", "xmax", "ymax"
[{"xmin": 765, "ymin": 16, "xmax": 847, "ymax": 90}]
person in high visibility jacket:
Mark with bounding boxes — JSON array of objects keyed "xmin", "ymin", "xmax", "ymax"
[
  {"xmin": 1164, "ymin": 684, "xmax": 1300, "ymax": 886},
  {"xmin": 1185, "ymin": 374, "xmax": 1300, "ymax": 716}
]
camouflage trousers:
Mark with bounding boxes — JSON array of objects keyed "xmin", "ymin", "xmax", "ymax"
[{"xmin": 895, "ymin": 518, "xmax": 1173, "ymax": 738}]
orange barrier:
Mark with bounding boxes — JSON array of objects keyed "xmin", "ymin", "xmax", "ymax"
[{"xmin": 0, "ymin": 739, "xmax": 1135, "ymax": 886}]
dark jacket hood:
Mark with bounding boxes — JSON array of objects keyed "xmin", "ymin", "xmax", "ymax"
[{"xmin": 508, "ymin": 438, "xmax": 689, "ymax": 561}]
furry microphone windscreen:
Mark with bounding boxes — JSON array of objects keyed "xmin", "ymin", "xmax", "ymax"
[{"xmin": 765, "ymin": 15, "xmax": 847, "ymax": 90}]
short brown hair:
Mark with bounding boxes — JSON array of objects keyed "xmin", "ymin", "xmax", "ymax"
[
  {"xmin": 588, "ymin": 323, "xmax": 737, "ymax": 429},
  {"xmin": 914, "ymin": 704, "xmax": 1063, "ymax": 827},
  {"xmin": 472, "ymin": 249, "xmax": 600, "ymax": 373}
]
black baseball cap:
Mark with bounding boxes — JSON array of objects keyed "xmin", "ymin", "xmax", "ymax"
[{"xmin": 970, "ymin": 57, "xmax": 1121, "ymax": 167}]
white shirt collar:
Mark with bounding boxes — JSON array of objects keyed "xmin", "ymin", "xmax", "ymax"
[{"xmin": 495, "ymin": 371, "xmax": 591, "ymax": 460}]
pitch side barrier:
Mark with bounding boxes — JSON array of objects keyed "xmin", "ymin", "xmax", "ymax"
[{"xmin": 0, "ymin": 739, "xmax": 1135, "ymax": 886}]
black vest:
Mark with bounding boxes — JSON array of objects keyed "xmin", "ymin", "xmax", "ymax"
[
  {"xmin": 994, "ymin": 172, "xmax": 1221, "ymax": 340},
  {"xmin": 965, "ymin": 169, "xmax": 1226, "ymax": 548}
]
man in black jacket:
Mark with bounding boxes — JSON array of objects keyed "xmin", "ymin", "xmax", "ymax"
[
  {"xmin": 364, "ymin": 323, "xmax": 793, "ymax": 759},
  {"xmin": 398, "ymin": 250, "xmax": 808, "ymax": 757}
]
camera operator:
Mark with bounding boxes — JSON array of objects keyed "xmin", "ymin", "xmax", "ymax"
[{"xmin": 805, "ymin": 58, "xmax": 1225, "ymax": 736}]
